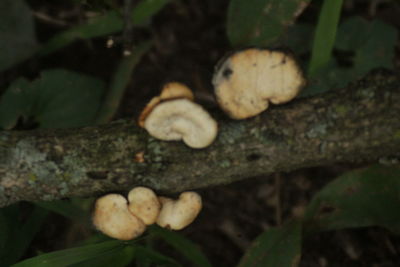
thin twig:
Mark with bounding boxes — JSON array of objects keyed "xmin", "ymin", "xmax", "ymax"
[
  {"xmin": 33, "ymin": 11, "xmax": 69, "ymax": 27},
  {"xmin": 122, "ymin": 0, "xmax": 135, "ymax": 55},
  {"xmin": 95, "ymin": 41, "xmax": 152, "ymax": 124}
]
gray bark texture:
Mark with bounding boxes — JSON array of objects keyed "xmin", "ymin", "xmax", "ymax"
[{"xmin": 0, "ymin": 70, "xmax": 399, "ymax": 207}]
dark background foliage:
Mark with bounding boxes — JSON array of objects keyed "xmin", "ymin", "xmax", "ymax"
[{"xmin": 0, "ymin": 0, "xmax": 400, "ymax": 266}]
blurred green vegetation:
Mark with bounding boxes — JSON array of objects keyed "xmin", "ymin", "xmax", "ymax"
[{"xmin": 0, "ymin": 0, "xmax": 399, "ymax": 266}]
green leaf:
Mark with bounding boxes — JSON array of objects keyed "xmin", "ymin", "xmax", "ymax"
[
  {"xmin": 131, "ymin": 0, "xmax": 169, "ymax": 26},
  {"xmin": 304, "ymin": 165, "xmax": 400, "ymax": 234},
  {"xmin": 227, "ymin": 0, "xmax": 310, "ymax": 47},
  {"xmin": 39, "ymin": 0, "xmax": 169, "ymax": 55},
  {"xmin": 336, "ymin": 17, "xmax": 397, "ymax": 77},
  {"xmin": 134, "ymin": 245, "xmax": 181, "ymax": 267},
  {"xmin": 0, "ymin": 69, "xmax": 105, "ymax": 129},
  {"xmin": 0, "ymin": 0, "xmax": 39, "ymax": 72},
  {"xmin": 0, "ymin": 205, "xmax": 48, "ymax": 266},
  {"xmin": 31, "ymin": 70, "xmax": 105, "ymax": 128},
  {"xmin": 78, "ymin": 233, "xmax": 114, "ymax": 246},
  {"xmin": 281, "ymin": 23, "xmax": 314, "ymax": 55},
  {"xmin": 308, "ymin": 0, "xmax": 343, "ymax": 77},
  {"xmin": 35, "ymin": 199, "xmax": 88, "ymax": 222},
  {"xmin": 302, "ymin": 17, "xmax": 397, "ymax": 97},
  {"xmin": 0, "ymin": 206, "xmax": 19, "ymax": 263},
  {"xmin": 0, "ymin": 78, "xmax": 31, "ymax": 129},
  {"xmin": 95, "ymin": 41, "xmax": 152, "ymax": 123},
  {"xmin": 300, "ymin": 58, "xmax": 351, "ymax": 97},
  {"xmin": 238, "ymin": 221, "xmax": 302, "ymax": 267},
  {"xmin": 0, "ymin": 210, "xmax": 9, "ymax": 256},
  {"xmin": 70, "ymin": 245, "xmax": 135, "ymax": 267},
  {"xmin": 12, "ymin": 240, "xmax": 124, "ymax": 267},
  {"xmin": 39, "ymin": 11, "xmax": 121, "ymax": 56},
  {"xmin": 150, "ymin": 225, "xmax": 212, "ymax": 267}
]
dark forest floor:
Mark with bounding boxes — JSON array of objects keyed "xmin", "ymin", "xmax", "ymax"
[{"xmin": 9, "ymin": 0, "xmax": 400, "ymax": 266}]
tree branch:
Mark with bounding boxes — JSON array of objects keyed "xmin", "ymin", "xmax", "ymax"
[{"xmin": 0, "ymin": 70, "xmax": 399, "ymax": 207}]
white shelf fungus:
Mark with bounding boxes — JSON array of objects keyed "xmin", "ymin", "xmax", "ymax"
[
  {"xmin": 212, "ymin": 48, "xmax": 306, "ymax": 119},
  {"xmin": 92, "ymin": 194, "xmax": 146, "ymax": 240},
  {"xmin": 156, "ymin": 192, "xmax": 202, "ymax": 230},
  {"xmin": 139, "ymin": 82, "xmax": 217, "ymax": 149},
  {"xmin": 128, "ymin": 186, "xmax": 161, "ymax": 225}
]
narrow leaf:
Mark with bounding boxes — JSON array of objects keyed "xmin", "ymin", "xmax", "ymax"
[
  {"xmin": 302, "ymin": 17, "xmax": 397, "ymax": 96},
  {"xmin": 12, "ymin": 241, "xmax": 124, "ymax": 267},
  {"xmin": 35, "ymin": 199, "xmax": 88, "ymax": 222},
  {"xmin": 150, "ymin": 225, "xmax": 212, "ymax": 267},
  {"xmin": 95, "ymin": 41, "xmax": 152, "ymax": 123},
  {"xmin": 227, "ymin": 0, "xmax": 310, "ymax": 47},
  {"xmin": 70, "ymin": 245, "xmax": 135, "ymax": 267},
  {"xmin": 39, "ymin": 0, "xmax": 169, "ymax": 55},
  {"xmin": 134, "ymin": 245, "xmax": 181, "ymax": 267},
  {"xmin": 308, "ymin": 0, "xmax": 343, "ymax": 77},
  {"xmin": 238, "ymin": 221, "xmax": 302, "ymax": 267}
]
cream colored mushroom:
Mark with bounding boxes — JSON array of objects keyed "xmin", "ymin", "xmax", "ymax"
[
  {"xmin": 156, "ymin": 192, "xmax": 202, "ymax": 230},
  {"xmin": 142, "ymin": 98, "xmax": 217, "ymax": 149},
  {"xmin": 212, "ymin": 48, "xmax": 306, "ymax": 119},
  {"xmin": 159, "ymin": 82, "xmax": 194, "ymax": 101},
  {"xmin": 139, "ymin": 82, "xmax": 194, "ymax": 127},
  {"xmin": 128, "ymin": 187, "xmax": 161, "ymax": 225},
  {"xmin": 92, "ymin": 194, "xmax": 146, "ymax": 240}
]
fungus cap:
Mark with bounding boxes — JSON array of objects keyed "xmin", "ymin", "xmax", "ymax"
[
  {"xmin": 139, "ymin": 82, "xmax": 194, "ymax": 127},
  {"xmin": 156, "ymin": 192, "xmax": 202, "ymax": 230},
  {"xmin": 143, "ymin": 98, "xmax": 217, "ymax": 149},
  {"xmin": 212, "ymin": 48, "xmax": 306, "ymax": 119},
  {"xmin": 128, "ymin": 187, "xmax": 161, "ymax": 225},
  {"xmin": 92, "ymin": 194, "xmax": 146, "ymax": 240},
  {"xmin": 159, "ymin": 82, "xmax": 194, "ymax": 100}
]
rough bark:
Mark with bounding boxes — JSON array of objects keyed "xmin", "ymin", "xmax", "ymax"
[{"xmin": 0, "ymin": 70, "xmax": 399, "ymax": 207}]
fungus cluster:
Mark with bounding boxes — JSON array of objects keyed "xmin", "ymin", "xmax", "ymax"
[
  {"xmin": 92, "ymin": 187, "xmax": 202, "ymax": 240},
  {"xmin": 93, "ymin": 48, "xmax": 305, "ymax": 240},
  {"xmin": 139, "ymin": 48, "xmax": 305, "ymax": 148}
]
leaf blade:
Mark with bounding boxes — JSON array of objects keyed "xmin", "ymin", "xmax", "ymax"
[
  {"xmin": 1, "ymin": 205, "xmax": 48, "ymax": 266},
  {"xmin": 304, "ymin": 165, "xmax": 400, "ymax": 233},
  {"xmin": 308, "ymin": 0, "xmax": 343, "ymax": 77},
  {"xmin": 39, "ymin": 0, "xmax": 169, "ymax": 56},
  {"xmin": 12, "ymin": 241, "xmax": 124, "ymax": 267},
  {"xmin": 238, "ymin": 221, "xmax": 302, "ymax": 267},
  {"xmin": 95, "ymin": 41, "xmax": 152, "ymax": 124},
  {"xmin": 150, "ymin": 225, "xmax": 212, "ymax": 267},
  {"xmin": 0, "ymin": 0, "xmax": 38, "ymax": 72},
  {"xmin": 35, "ymin": 199, "xmax": 88, "ymax": 222},
  {"xmin": 0, "ymin": 69, "xmax": 106, "ymax": 129},
  {"xmin": 227, "ymin": 0, "xmax": 310, "ymax": 47}
]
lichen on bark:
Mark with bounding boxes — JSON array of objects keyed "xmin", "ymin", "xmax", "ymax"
[{"xmin": 0, "ymin": 70, "xmax": 399, "ymax": 207}]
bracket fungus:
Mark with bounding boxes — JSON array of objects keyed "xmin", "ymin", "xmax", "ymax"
[
  {"xmin": 139, "ymin": 82, "xmax": 217, "ymax": 149},
  {"xmin": 212, "ymin": 48, "xmax": 306, "ymax": 119},
  {"xmin": 128, "ymin": 186, "xmax": 161, "ymax": 225},
  {"xmin": 92, "ymin": 194, "xmax": 146, "ymax": 240},
  {"xmin": 138, "ymin": 82, "xmax": 194, "ymax": 127},
  {"xmin": 156, "ymin": 192, "xmax": 202, "ymax": 230},
  {"xmin": 93, "ymin": 187, "xmax": 161, "ymax": 240}
]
